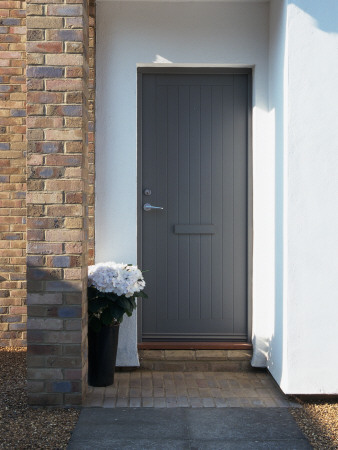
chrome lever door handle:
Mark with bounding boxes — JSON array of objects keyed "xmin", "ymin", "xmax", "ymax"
[{"xmin": 143, "ymin": 203, "xmax": 164, "ymax": 212}]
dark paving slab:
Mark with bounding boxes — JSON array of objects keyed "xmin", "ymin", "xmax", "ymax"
[
  {"xmin": 189, "ymin": 440, "xmax": 312, "ymax": 449},
  {"xmin": 68, "ymin": 407, "xmax": 311, "ymax": 450},
  {"xmin": 186, "ymin": 408, "xmax": 305, "ymax": 440},
  {"xmin": 68, "ymin": 439, "xmax": 190, "ymax": 449}
]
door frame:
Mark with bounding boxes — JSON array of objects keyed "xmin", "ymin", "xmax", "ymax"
[{"xmin": 137, "ymin": 66, "xmax": 253, "ymax": 345}]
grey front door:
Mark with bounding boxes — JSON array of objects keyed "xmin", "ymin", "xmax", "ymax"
[{"xmin": 140, "ymin": 71, "xmax": 249, "ymax": 341}]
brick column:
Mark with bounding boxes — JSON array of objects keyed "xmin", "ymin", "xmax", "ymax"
[
  {"xmin": 87, "ymin": 0, "xmax": 95, "ymax": 265},
  {"xmin": 0, "ymin": 1, "xmax": 27, "ymax": 347},
  {"xmin": 26, "ymin": 0, "xmax": 90, "ymax": 406}
]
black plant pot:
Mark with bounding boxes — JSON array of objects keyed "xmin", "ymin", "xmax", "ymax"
[{"xmin": 88, "ymin": 324, "xmax": 120, "ymax": 387}]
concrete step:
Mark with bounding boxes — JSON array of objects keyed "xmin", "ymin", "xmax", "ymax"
[{"xmin": 138, "ymin": 349, "xmax": 253, "ymax": 372}]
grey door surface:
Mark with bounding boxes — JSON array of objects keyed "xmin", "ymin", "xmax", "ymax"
[{"xmin": 140, "ymin": 72, "xmax": 249, "ymax": 341}]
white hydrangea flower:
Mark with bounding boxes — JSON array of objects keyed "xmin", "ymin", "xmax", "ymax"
[{"xmin": 88, "ymin": 261, "xmax": 146, "ymax": 297}]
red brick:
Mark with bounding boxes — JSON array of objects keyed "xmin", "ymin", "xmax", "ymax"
[
  {"xmin": 9, "ymin": 306, "xmax": 27, "ymax": 314},
  {"xmin": 45, "ymin": 54, "xmax": 83, "ymax": 66},
  {"xmin": 45, "ymin": 79, "xmax": 82, "ymax": 91},
  {"xmin": 44, "ymin": 129, "xmax": 82, "ymax": 141},
  {"xmin": 10, "ymin": 9, "xmax": 25, "ymax": 18},
  {"xmin": 27, "ymin": 116, "xmax": 63, "ymax": 128},
  {"xmin": 9, "ymin": 27, "xmax": 25, "ymax": 35},
  {"xmin": 65, "ymin": 42, "xmax": 83, "ymax": 54},
  {"xmin": 27, "ymin": 242, "xmax": 63, "ymax": 255},
  {"xmin": 26, "ymin": 192, "xmax": 63, "ymax": 204},
  {"xmin": 26, "ymin": 17, "xmax": 63, "ymax": 29},
  {"xmin": 27, "ymin": 79, "xmax": 44, "ymax": 91},
  {"xmin": 10, "ymin": 338, "xmax": 27, "ymax": 346},
  {"xmin": 65, "ymin": 141, "xmax": 82, "ymax": 153},
  {"xmin": 27, "ymin": 154, "xmax": 44, "ymax": 166},
  {"xmin": 44, "ymin": 154, "xmax": 82, "ymax": 166},
  {"xmin": 64, "ymin": 243, "xmax": 83, "ymax": 254},
  {"xmin": 27, "ymin": 91, "xmax": 63, "ymax": 104},
  {"xmin": 27, "ymin": 104, "xmax": 44, "ymax": 115},
  {"xmin": 26, "ymin": 41, "xmax": 62, "ymax": 53},
  {"xmin": 45, "ymin": 204, "xmax": 82, "ymax": 217},
  {"xmin": 45, "ymin": 229, "xmax": 83, "ymax": 242},
  {"xmin": 64, "ymin": 17, "xmax": 83, "ymax": 28},
  {"xmin": 44, "ymin": 180, "xmax": 82, "ymax": 191},
  {"xmin": 27, "ymin": 217, "xmax": 64, "ymax": 229},
  {"xmin": 27, "ymin": 229, "xmax": 44, "ymax": 241},
  {"xmin": 0, "ymin": 51, "xmax": 21, "ymax": 59},
  {"xmin": 65, "ymin": 67, "xmax": 83, "ymax": 78},
  {"xmin": 63, "ymin": 268, "xmax": 81, "ymax": 280},
  {"xmin": 1, "ymin": 2, "xmax": 21, "ymax": 8}
]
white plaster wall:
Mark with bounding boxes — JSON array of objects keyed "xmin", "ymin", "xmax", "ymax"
[
  {"xmin": 285, "ymin": 0, "xmax": 338, "ymax": 394},
  {"xmin": 266, "ymin": 0, "xmax": 288, "ymax": 384},
  {"xmin": 96, "ymin": 1, "xmax": 272, "ymax": 365}
]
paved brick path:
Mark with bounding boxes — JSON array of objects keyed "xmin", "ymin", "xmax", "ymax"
[{"xmin": 84, "ymin": 370, "xmax": 299, "ymax": 408}]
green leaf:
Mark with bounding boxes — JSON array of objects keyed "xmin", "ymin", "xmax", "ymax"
[
  {"xmin": 137, "ymin": 291, "xmax": 148, "ymax": 299},
  {"xmin": 129, "ymin": 297, "xmax": 137, "ymax": 309},
  {"xmin": 88, "ymin": 299, "xmax": 102, "ymax": 313},
  {"xmin": 105, "ymin": 292, "xmax": 119, "ymax": 303},
  {"xmin": 117, "ymin": 297, "xmax": 134, "ymax": 314},
  {"xmin": 109, "ymin": 303, "xmax": 125, "ymax": 323},
  {"xmin": 101, "ymin": 307, "xmax": 114, "ymax": 326},
  {"xmin": 88, "ymin": 295, "xmax": 111, "ymax": 315}
]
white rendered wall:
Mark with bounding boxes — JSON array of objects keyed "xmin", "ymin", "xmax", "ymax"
[
  {"xmin": 284, "ymin": 0, "xmax": 338, "ymax": 394},
  {"xmin": 267, "ymin": 0, "xmax": 288, "ymax": 386},
  {"xmin": 96, "ymin": 1, "xmax": 272, "ymax": 366}
]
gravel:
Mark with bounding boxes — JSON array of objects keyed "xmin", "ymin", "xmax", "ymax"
[
  {"xmin": 1, "ymin": 348, "xmax": 337, "ymax": 449},
  {"xmin": 0, "ymin": 348, "xmax": 79, "ymax": 450},
  {"xmin": 291, "ymin": 398, "xmax": 338, "ymax": 449}
]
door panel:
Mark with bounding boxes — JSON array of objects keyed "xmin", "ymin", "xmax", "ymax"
[{"xmin": 141, "ymin": 73, "xmax": 248, "ymax": 341}]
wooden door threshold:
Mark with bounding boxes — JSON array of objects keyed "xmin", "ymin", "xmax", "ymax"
[{"xmin": 138, "ymin": 342, "xmax": 252, "ymax": 350}]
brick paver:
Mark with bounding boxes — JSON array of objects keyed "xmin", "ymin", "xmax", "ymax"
[{"xmin": 84, "ymin": 370, "xmax": 299, "ymax": 408}]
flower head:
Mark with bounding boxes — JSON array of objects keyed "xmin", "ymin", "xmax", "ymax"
[{"xmin": 88, "ymin": 262, "xmax": 145, "ymax": 297}]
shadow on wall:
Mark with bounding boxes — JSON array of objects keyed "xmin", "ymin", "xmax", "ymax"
[{"xmin": 290, "ymin": 0, "xmax": 338, "ymax": 34}]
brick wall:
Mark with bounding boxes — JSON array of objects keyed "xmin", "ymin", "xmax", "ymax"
[
  {"xmin": 0, "ymin": 0, "xmax": 96, "ymax": 405},
  {"xmin": 0, "ymin": 1, "xmax": 95, "ymax": 351},
  {"xmin": 25, "ymin": 0, "xmax": 91, "ymax": 406},
  {"xmin": 88, "ymin": 0, "xmax": 94, "ymax": 265},
  {"xmin": 0, "ymin": 1, "xmax": 27, "ymax": 347}
]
